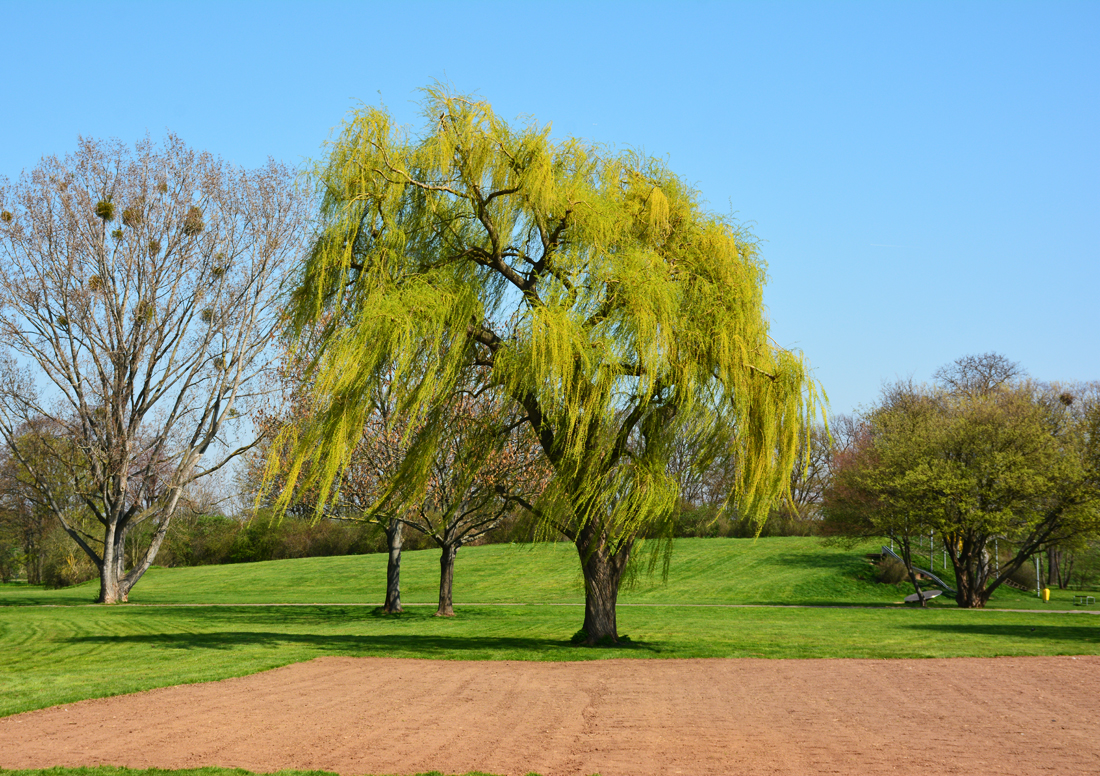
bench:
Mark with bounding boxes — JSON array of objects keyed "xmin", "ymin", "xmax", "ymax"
[{"xmin": 1073, "ymin": 595, "xmax": 1095, "ymax": 606}]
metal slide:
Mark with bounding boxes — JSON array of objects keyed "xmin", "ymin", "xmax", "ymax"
[{"xmin": 880, "ymin": 545, "xmax": 957, "ymax": 597}]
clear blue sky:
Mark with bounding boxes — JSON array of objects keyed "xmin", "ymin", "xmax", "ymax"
[{"xmin": 3, "ymin": 0, "xmax": 1096, "ymax": 417}]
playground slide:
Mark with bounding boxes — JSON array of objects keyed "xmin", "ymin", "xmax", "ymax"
[{"xmin": 880, "ymin": 545, "xmax": 957, "ymax": 596}]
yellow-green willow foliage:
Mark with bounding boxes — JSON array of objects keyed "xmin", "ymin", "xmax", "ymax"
[{"xmin": 273, "ymin": 87, "xmax": 821, "ymax": 632}]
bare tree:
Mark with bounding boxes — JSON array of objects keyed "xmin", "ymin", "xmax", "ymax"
[
  {"xmin": 933, "ymin": 352, "xmax": 1024, "ymax": 397},
  {"xmin": 781, "ymin": 423, "xmax": 831, "ymax": 522},
  {"xmin": 395, "ymin": 374, "xmax": 551, "ymax": 617},
  {"xmin": 827, "ymin": 413, "xmax": 866, "ymax": 459},
  {"xmin": 666, "ymin": 424, "xmax": 739, "ymax": 513},
  {"xmin": 0, "ymin": 135, "xmax": 306, "ymax": 603}
]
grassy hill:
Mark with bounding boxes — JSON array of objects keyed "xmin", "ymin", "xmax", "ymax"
[{"xmin": 0, "ymin": 536, "xmax": 1081, "ymax": 609}]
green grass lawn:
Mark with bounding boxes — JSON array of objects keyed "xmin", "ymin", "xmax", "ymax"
[{"xmin": 1, "ymin": 538, "xmax": 1097, "ymax": 718}]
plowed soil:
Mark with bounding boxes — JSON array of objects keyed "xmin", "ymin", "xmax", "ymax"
[{"xmin": 2, "ymin": 655, "xmax": 1098, "ymax": 776}]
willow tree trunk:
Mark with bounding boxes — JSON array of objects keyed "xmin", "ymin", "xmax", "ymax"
[
  {"xmin": 576, "ymin": 523, "xmax": 633, "ymax": 645},
  {"xmin": 383, "ymin": 520, "xmax": 404, "ymax": 614},
  {"xmin": 435, "ymin": 541, "xmax": 459, "ymax": 617}
]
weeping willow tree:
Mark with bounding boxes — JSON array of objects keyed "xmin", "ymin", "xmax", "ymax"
[{"xmin": 275, "ymin": 87, "xmax": 821, "ymax": 643}]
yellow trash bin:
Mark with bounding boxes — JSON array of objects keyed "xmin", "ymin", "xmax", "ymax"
[{"xmin": 1042, "ymin": 588, "xmax": 1050, "ymax": 602}]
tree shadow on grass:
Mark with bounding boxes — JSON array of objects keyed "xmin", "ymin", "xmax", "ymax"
[
  {"xmin": 67, "ymin": 630, "xmax": 564, "ymax": 653},
  {"xmin": 106, "ymin": 605, "xmax": 552, "ymax": 629},
  {"xmin": 769, "ymin": 551, "xmax": 861, "ymax": 571},
  {"xmin": 907, "ymin": 622, "xmax": 1100, "ymax": 646},
  {"xmin": 64, "ymin": 628, "xmax": 663, "ymax": 657},
  {"xmin": 0, "ymin": 581, "xmax": 98, "ymax": 606}
]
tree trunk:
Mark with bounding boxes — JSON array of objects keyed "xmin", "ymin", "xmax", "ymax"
[
  {"xmin": 89, "ymin": 494, "xmax": 181, "ymax": 603},
  {"xmin": 951, "ymin": 539, "xmax": 991, "ymax": 608},
  {"xmin": 575, "ymin": 522, "xmax": 632, "ymax": 645},
  {"xmin": 435, "ymin": 541, "xmax": 459, "ymax": 617},
  {"xmin": 953, "ymin": 567, "xmax": 983, "ymax": 607},
  {"xmin": 899, "ymin": 537, "xmax": 926, "ymax": 608},
  {"xmin": 1047, "ymin": 547, "xmax": 1069, "ymax": 589},
  {"xmin": 98, "ymin": 522, "xmax": 122, "ymax": 604},
  {"xmin": 956, "ymin": 584, "xmax": 990, "ymax": 608},
  {"xmin": 113, "ymin": 524, "xmax": 128, "ymax": 601},
  {"xmin": 117, "ymin": 507, "xmax": 178, "ymax": 602},
  {"xmin": 1062, "ymin": 554, "xmax": 1076, "ymax": 590},
  {"xmin": 24, "ymin": 531, "xmax": 41, "ymax": 585},
  {"xmin": 383, "ymin": 519, "xmax": 403, "ymax": 614}
]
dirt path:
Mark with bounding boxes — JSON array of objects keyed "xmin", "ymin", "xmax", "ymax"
[{"xmin": 2, "ymin": 656, "xmax": 1097, "ymax": 776}]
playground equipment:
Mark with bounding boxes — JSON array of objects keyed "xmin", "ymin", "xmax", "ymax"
[
  {"xmin": 881, "ymin": 545, "xmax": 957, "ymax": 598},
  {"xmin": 904, "ymin": 589, "xmax": 943, "ymax": 603}
]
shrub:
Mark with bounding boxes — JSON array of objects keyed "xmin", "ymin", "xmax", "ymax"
[
  {"xmin": 1069, "ymin": 542, "xmax": 1100, "ymax": 590},
  {"xmin": 160, "ymin": 513, "xmax": 240, "ymax": 566},
  {"xmin": 158, "ymin": 511, "xmax": 388, "ymax": 566},
  {"xmin": 40, "ymin": 533, "xmax": 97, "ymax": 588},
  {"xmin": 876, "ymin": 557, "xmax": 909, "ymax": 585},
  {"xmin": 753, "ymin": 509, "xmax": 819, "ymax": 538},
  {"xmin": 1008, "ymin": 561, "xmax": 1037, "ymax": 590},
  {"xmin": 676, "ymin": 504, "xmax": 731, "ymax": 538},
  {"xmin": 0, "ymin": 539, "xmax": 20, "ymax": 582}
]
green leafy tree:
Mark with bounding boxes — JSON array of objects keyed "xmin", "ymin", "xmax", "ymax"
[
  {"xmin": 824, "ymin": 356, "xmax": 1100, "ymax": 608},
  {"xmin": 821, "ymin": 386, "xmax": 950, "ymax": 606},
  {"xmin": 274, "ymin": 88, "xmax": 820, "ymax": 643}
]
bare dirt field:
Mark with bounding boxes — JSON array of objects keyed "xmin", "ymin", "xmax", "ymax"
[{"xmin": 2, "ymin": 655, "xmax": 1097, "ymax": 776}]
